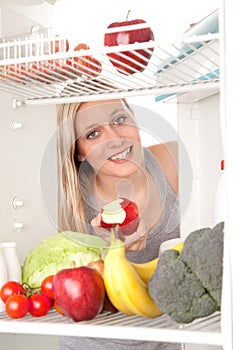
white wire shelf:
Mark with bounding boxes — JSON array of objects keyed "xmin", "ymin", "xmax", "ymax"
[
  {"xmin": 0, "ymin": 32, "xmax": 220, "ymax": 105},
  {"xmin": 0, "ymin": 310, "xmax": 222, "ymax": 345}
]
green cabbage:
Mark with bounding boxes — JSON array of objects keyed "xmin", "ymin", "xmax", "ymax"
[{"xmin": 22, "ymin": 232, "xmax": 107, "ymax": 288}]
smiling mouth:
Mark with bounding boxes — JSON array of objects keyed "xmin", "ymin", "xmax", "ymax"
[{"xmin": 108, "ymin": 147, "xmax": 132, "ymax": 161}]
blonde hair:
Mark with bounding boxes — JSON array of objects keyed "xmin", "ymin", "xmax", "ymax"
[
  {"xmin": 57, "ymin": 98, "xmax": 133, "ymax": 233},
  {"xmin": 57, "ymin": 102, "xmax": 89, "ymax": 232}
]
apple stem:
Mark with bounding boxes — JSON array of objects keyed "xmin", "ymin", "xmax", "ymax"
[{"xmin": 126, "ymin": 10, "xmax": 130, "ymax": 21}]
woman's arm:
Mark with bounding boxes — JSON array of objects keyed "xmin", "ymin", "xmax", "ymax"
[{"xmin": 149, "ymin": 141, "xmax": 179, "ymax": 195}]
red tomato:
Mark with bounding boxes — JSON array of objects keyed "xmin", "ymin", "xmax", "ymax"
[
  {"xmin": 5, "ymin": 294, "xmax": 30, "ymax": 319},
  {"xmin": 73, "ymin": 43, "xmax": 102, "ymax": 77},
  {"xmin": 28, "ymin": 293, "xmax": 52, "ymax": 317},
  {"xmin": 0, "ymin": 281, "xmax": 24, "ymax": 303},
  {"xmin": 41, "ymin": 275, "xmax": 54, "ymax": 299}
]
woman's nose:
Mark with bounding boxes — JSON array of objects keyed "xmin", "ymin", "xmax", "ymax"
[{"xmin": 105, "ymin": 126, "xmax": 125, "ymax": 147}]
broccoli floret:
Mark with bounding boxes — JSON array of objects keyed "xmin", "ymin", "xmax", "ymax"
[
  {"xmin": 181, "ymin": 222, "xmax": 224, "ymax": 308},
  {"xmin": 148, "ymin": 249, "xmax": 217, "ymax": 323}
]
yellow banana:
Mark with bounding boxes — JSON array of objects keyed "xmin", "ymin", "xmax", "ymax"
[
  {"xmin": 131, "ymin": 258, "xmax": 159, "ymax": 284},
  {"xmin": 131, "ymin": 241, "xmax": 184, "ymax": 283},
  {"xmin": 103, "ymin": 248, "xmax": 134, "ymax": 316},
  {"xmin": 104, "ymin": 231, "xmax": 162, "ymax": 318}
]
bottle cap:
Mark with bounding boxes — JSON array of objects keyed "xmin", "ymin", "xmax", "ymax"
[{"xmin": 1, "ymin": 242, "xmax": 17, "ymax": 248}]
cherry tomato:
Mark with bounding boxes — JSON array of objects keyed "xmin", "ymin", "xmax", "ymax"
[
  {"xmin": 41, "ymin": 275, "xmax": 54, "ymax": 299},
  {"xmin": 0, "ymin": 281, "xmax": 24, "ymax": 303},
  {"xmin": 5, "ymin": 294, "xmax": 30, "ymax": 318},
  {"xmin": 28, "ymin": 293, "xmax": 52, "ymax": 317},
  {"xmin": 47, "ymin": 297, "xmax": 55, "ymax": 308}
]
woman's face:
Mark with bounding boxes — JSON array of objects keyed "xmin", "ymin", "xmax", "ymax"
[{"xmin": 75, "ymin": 99, "xmax": 143, "ymax": 178}]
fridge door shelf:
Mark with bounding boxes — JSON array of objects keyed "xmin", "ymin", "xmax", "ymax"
[
  {"xmin": 0, "ymin": 32, "xmax": 220, "ymax": 105},
  {"xmin": 0, "ymin": 310, "xmax": 222, "ymax": 346}
]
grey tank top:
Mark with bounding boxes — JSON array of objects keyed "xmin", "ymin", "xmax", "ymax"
[{"xmin": 60, "ymin": 147, "xmax": 181, "ymax": 350}]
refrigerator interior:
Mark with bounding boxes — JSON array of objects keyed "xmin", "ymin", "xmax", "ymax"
[{"xmin": 0, "ymin": 1, "xmax": 232, "ymax": 349}]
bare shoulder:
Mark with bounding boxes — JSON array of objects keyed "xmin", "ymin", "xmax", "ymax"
[{"xmin": 149, "ymin": 141, "xmax": 178, "ymax": 195}]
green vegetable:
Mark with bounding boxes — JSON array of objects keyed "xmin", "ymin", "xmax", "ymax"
[
  {"xmin": 180, "ymin": 222, "xmax": 224, "ymax": 308},
  {"xmin": 148, "ymin": 222, "xmax": 224, "ymax": 323},
  {"xmin": 22, "ymin": 232, "xmax": 107, "ymax": 288}
]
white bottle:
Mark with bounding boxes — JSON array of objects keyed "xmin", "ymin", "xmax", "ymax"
[
  {"xmin": 0, "ymin": 244, "xmax": 8, "ymax": 312},
  {"xmin": 1, "ymin": 242, "xmax": 22, "ymax": 283}
]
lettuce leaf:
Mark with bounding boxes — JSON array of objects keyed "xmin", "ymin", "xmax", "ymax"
[{"xmin": 22, "ymin": 232, "xmax": 107, "ymax": 288}]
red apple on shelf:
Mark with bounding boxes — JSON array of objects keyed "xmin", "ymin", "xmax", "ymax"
[
  {"xmin": 100, "ymin": 198, "xmax": 139, "ymax": 236},
  {"xmin": 50, "ymin": 36, "xmax": 69, "ymax": 53},
  {"xmin": 49, "ymin": 36, "xmax": 72, "ymax": 80},
  {"xmin": 52, "ymin": 266, "xmax": 105, "ymax": 322},
  {"xmin": 104, "ymin": 12, "xmax": 154, "ymax": 75},
  {"xmin": 72, "ymin": 43, "xmax": 102, "ymax": 77},
  {"xmin": 87, "ymin": 260, "xmax": 104, "ymax": 278}
]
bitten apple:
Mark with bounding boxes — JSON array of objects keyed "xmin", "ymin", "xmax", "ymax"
[
  {"xmin": 104, "ymin": 13, "xmax": 154, "ymax": 75},
  {"xmin": 100, "ymin": 198, "xmax": 139, "ymax": 236},
  {"xmin": 52, "ymin": 267, "xmax": 105, "ymax": 322}
]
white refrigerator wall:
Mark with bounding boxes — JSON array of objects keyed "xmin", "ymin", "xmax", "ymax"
[
  {"xmin": 178, "ymin": 92, "xmax": 223, "ymax": 238},
  {"xmin": 0, "ymin": 93, "xmax": 59, "ymax": 350},
  {"xmin": 0, "ymin": 92, "xmax": 58, "ymax": 264}
]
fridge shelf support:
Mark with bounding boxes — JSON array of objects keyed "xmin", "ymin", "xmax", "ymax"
[{"xmin": 0, "ymin": 33, "xmax": 220, "ymax": 105}]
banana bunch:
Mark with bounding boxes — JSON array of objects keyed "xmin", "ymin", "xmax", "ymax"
[{"xmin": 104, "ymin": 230, "xmax": 183, "ymax": 318}]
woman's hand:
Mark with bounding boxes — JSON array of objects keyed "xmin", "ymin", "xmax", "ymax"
[
  {"xmin": 91, "ymin": 214, "xmax": 112, "ymax": 244},
  {"xmin": 91, "ymin": 214, "xmax": 148, "ymax": 251}
]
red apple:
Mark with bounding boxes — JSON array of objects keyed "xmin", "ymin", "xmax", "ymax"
[
  {"xmin": 100, "ymin": 198, "xmax": 139, "ymax": 236},
  {"xmin": 104, "ymin": 14, "xmax": 154, "ymax": 75},
  {"xmin": 52, "ymin": 267, "xmax": 105, "ymax": 322},
  {"xmin": 23, "ymin": 37, "xmax": 71, "ymax": 82},
  {"xmin": 50, "ymin": 36, "xmax": 69, "ymax": 54},
  {"xmin": 87, "ymin": 260, "xmax": 104, "ymax": 278},
  {"xmin": 72, "ymin": 43, "xmax": 102, "ymax": 77}
]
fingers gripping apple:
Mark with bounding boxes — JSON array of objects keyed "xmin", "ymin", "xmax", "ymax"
[{"xmin": 100, "ymin": 198, "xmax": 139, "ymax": 236}]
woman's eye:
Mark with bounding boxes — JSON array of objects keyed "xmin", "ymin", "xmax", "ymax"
[
  {"xmin": 113, "ymin": 115, "xmax": 126, "ymax": 125},
  {"xmin": 86, "ymin": 130, "xmax": 99, "ymax": 139}
]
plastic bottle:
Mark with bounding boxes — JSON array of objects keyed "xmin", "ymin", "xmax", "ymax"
[
  {"xmin": 1, "ymin": 242, "xmax": 22, "ymax": 283},
  {"xmin": 0, "ymin": 244, "xmax": 8, "ymax": 312}
]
